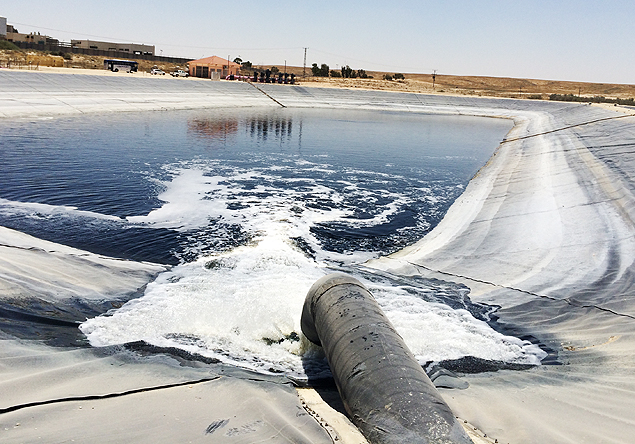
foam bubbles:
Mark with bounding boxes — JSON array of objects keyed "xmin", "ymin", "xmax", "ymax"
[
  {"xmin": 369, "ymin": 281, "xmax": 546, "ymax": 365},
  {"xmin": 80, "ymin": 161, "xmax": 546, "ymax": 374},
  {"xmin": 0, "ymin": 198, "xmax": 122, "ymax": 222},
  {"xmin": 81, "ymin": 225, "xmax": 326, "ymax": 373}
]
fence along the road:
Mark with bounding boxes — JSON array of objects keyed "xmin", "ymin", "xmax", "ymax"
[{"xmin": 10, "ymin": 41, "xmax": 192, "ymax": 65}]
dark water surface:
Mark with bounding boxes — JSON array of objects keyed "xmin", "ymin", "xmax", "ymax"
[
  {"xmin": 1, "ymin": 108, "xmax": 548, "ymax": 374},
  {"xmin": 0, "ymin": 108, "xmax": 509, "ymax": 263}
]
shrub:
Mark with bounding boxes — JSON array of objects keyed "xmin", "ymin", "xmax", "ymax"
[
  {"xmin": 311, "ymin": 63, "xmax": 330, "ymax": 77},
  {"xmin": 340, "ymin": 65, "xmax": 369, "ymax": 79},
  {"xmin": 342, "ymin": 65, "xmax": 358, "ymax": 78},
  {"xmin": 549, "ymin": 93, "xmax": 635, "ymax": 106},
  {"xmin": 330, "ymin": 70, "xmax": 342, "ymax": 78},
  {"xmin": 384, "ymin": 74, "xmax": 393, "ymax": 81},
  {"xmin": 0, "ymin": 40, "xmax": 21, "ymax": 51},
  {"xmin": 393, "ymin": 73, "xmax": 405, "ymax": 80}
]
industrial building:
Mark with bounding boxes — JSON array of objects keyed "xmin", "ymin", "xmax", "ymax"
[
  {"xmin": 4, "ymin": 23, "xmax": 58, "ymax": 45},
  {"xmin": 71, "ymin": 40, "xmax": 154, "ymax": 56},
  {"xmin": 188, "ymin": 56, "xmax": 240, "ymax": 79}
]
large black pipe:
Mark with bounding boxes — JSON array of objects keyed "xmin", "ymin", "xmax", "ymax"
[{"xmin": 301, "ymin": 273, "xmax": 472, "ymax": 444}]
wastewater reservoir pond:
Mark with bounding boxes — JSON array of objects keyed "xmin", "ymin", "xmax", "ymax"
[{"xmin": 0, "ymin": 107, "xmax": 546, "ymax": 375}]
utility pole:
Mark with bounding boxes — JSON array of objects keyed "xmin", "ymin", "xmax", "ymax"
[{"xmin": 303, "ymin": 47, "xmax": 308, "ymax": 78}]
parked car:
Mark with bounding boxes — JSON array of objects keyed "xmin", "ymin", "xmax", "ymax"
[
  {"xmin": 150, "ymin": 68, "xmax": 166, "ymax": 75},
  {"xmin": 171, "ymin": 70, "xmax": 189, "ymax": 77}
]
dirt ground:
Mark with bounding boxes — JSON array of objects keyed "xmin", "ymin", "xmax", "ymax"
[
  {"xmin": 0, "ymin": 50, "xmax": 187, "ymax": 75},
  {"xmin": 290, "ymin": 70, "xmax": 635, "ymax": 100},
  {"xmin": 2, "ymin": 49, "xmax": 633, "ymax": 101},
  {"xmin": 254, "ymin": 64, "xmax": 635, "ymax": 100}
]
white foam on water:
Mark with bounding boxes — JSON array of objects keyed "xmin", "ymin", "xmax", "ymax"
[
  {"xmin": 80, "ymin": 162, "xmax": 547, "ymax": 374},
  {"xmin": 0, "ymin": 198, "xmax": 122, "ymax": 222},
  {"xmin": 368, "ymin": 281, "xmax": 546, "ymax": 365},
  {"xmin": 126, "ymin": 169, "xmax": 232, "ymax": 231},
  {"xmin": 81, "ymin": 231, "xmax": 326, "ymax": 374}
]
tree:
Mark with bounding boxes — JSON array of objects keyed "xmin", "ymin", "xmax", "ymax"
[
  {"xmin": 341, "ymin": 65, "xmax": 353, "ymax": 78},
  {"xmin": 311, "ymin": 63, "xmax": 330, "ymax": 77},
  {"xmin": 233, "ymin": 57, "xmax": 243, "ymax": 65},
  {"xmin": 330, "ymin": 70, "xmax": 342, "ymax": 78},
  {"xmin": 393, "ymin": 73, "xmax": 405, "ymax": 80},
  {"xmin": 271, "ymin": 66, "xmax": 279, "ymax": 74},
  {"xmin": 340, "ymin": 65, "xmax": 369, "ymax": 79},
  {"xmin": 384, "ymin": 74, "xmax": 393, "ymax": 81}
]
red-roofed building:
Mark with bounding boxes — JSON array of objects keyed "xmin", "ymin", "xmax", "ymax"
[{"xmin": 188, "ymin": 56, "xmax": 240, "ymax": 79}]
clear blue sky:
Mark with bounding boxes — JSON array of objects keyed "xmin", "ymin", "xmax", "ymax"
[{"xmin": 2, "ymin": 1, "xmax": 633, "ymax": 84}]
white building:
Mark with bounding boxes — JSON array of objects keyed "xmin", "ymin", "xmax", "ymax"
[
  {"xmin": 71, "ymin": 39, "xmax": 154, "ymax": 56},
  {"xmin": 0, "ymin": 17, "xmax": 7, "ymax": 37}
]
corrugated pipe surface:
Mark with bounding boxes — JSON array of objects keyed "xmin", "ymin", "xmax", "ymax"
[{"xmin": 301, "ymin": 273, "xmax": 472, "ymax": 444}]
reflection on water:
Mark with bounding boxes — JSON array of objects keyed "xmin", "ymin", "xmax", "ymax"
[
  {"xmin": 187, "ymin": 118, "xmax": 239, "ymax": 141},
  {"xmin": 188, "ymin": 114, "xmax": 299, "ymax": 146},
  {"xmin": 0, "ymin": 108, "xmax": 542, "ymax": 375},
  {"xmin": 248, "ymin": 116, "xmax": 293, "ymax": 142}
]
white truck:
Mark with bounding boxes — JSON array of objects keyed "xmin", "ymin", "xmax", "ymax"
[{"xmin": 171, "ymin": 70, "xmax": 189, "ymax": 77}]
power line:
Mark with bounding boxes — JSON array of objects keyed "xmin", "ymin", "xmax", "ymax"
[
  {"xmin": 308, "ymin": 48, "xmax": 430, "ymax": 74},
  {"xmin": 9, "ymin": 21, "xmax": 300, "ymax": 53},
  {"xmin": 10, "ymin": 20, "xmax": 430, "ymax": 73},
  {"xmin": 10, "ymin": 22, "xmax": 151, "ymax": 45}
]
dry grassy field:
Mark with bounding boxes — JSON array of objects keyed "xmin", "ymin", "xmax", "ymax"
[
  {"xmin": 0, "ymin": 50, "xmax": 188, "ymax": 74},
  {"xmin": 279, "ymin": 68, "xmax": 635, "ymax": 100},
  {"xmin": 2, "ymin": 49, "xmax": 633, "ymax": 101},
  {"xmin": 257, "ymin": 64, "xmax": 635, "ymax": 100}
]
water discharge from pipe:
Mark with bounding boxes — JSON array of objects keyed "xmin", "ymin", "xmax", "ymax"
[{"xmin": 301, "ymin": 273, "xmax": 473, "ymax": 444}]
